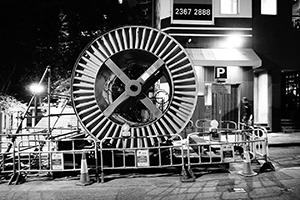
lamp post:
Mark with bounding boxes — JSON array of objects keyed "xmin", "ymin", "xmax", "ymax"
[{"xmin": 29, "ymin": 83, "xmax": 45, "ymax": 127}]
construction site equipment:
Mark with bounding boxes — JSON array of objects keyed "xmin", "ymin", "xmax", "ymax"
[
  {"xmin": 184, "ymin": 126, "xmax": 270, "ymax": 175},
  {"xmin": 99, "ymin": 134, "xmax": 185, "ymax": 183},
  {"xmin": 11, "ymin": 138, "xmax": 99, "ymax": 184},
  {"xmin": 71, "ymin": 25, "xmax": 198, "ymax": 148},
  {"xmin": 0, "ymin": 26, "xmax": 274, "ymax": 184}
]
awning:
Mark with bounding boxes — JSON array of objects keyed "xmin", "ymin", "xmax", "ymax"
[{"xmin": 186, "ymin": 48, "xmax": 262, "ymax": 67}]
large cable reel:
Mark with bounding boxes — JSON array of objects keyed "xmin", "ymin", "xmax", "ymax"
[{"xmin": 71, "ymin": 26, "xmax": 198, "ymax": 148}]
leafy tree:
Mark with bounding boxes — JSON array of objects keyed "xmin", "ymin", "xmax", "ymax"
[
  {"xmin": 0, "ymin": 0, "xmax": 152, "ymax": 101},
  {"xmin": 0, "ymin": 94, "xmax": 26, "ymax": 114}
]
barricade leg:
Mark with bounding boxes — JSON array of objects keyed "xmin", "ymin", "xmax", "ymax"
[
  {"xmin": 180, "ymin": 162, "xmax": 195, "ymax": 182},
  {"xmin": 100, "ymin": 170, "xmax": 105, "ymax": 183},
  {"xmin": 259, "ymin": 154, "xmax": 275, "ymax": 173},
  {"xmin": 7, "ymin": 144, "xmax": 26, "ymax": 185},
  {"xmin": 8, "ymin": 172, "xmax": 26, "ymax": 185}
]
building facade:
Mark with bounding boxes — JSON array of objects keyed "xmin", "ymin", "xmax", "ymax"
[
  {"xmin": 252, "ymin": 0, "xmax": 300, "ymax": 132},
  {"xmin": 154, "ymin": 0, "xmax": 300, "ymax": 132}
]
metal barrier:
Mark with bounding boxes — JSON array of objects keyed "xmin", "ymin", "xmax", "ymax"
[
  {"xmin": 0, "ymin": 140, "xmax": 16, "ymax": 180},
  {"xmin": 99, "ymin": 134, "xmax": 185, "ymax": 183},
  {"xmin": 195, "ymin": 119, "xmax": 211, "ymax": 132},
  {"xmin": 195, "ymin": 119, "xmax": 238, "ymax": 132},
  {"xmin": 246, "ymin": 128, "xmax": 268, "ymax": 160},
  {"xmin": 1, "ymin": 126, "xmax": 273, "ymax": 184},
  {"xmin": 14, "ymin": 138, "xmax": 99, "ymax": 183},
  {"xmin": 12, "ymin": 133, "xmax": 48, "ymax": 152},
  {"xmin": 219, "ymin": 120, "xmax": 238, "ymax": 130},
  {"xmin": 1, "ymin": 133, "xmax": 47, "ymax": 184},
  {"xmin": 185, "ymin": 128, "xmax": 268, "ymax": 169},
  {"xmin": 238, "ymin": 123, "xmax": 269, "ymax": 159},
  {"xmin": 181, "ymin": 120, "xmax": 195, "ymax": 138}
]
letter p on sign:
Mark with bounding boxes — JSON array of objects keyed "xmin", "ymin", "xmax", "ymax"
[{"xmin": 215, "ymin": 67, "xmax": 227, "ymax": 79}]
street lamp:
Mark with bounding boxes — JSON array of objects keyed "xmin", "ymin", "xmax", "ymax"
[
  {"xmin": 29, "ymin": 83, "xmax": 45, "ymax": 126},
  {"xmin": 29, "ymin": 83, "xmax": 45, "ymax": 95}
]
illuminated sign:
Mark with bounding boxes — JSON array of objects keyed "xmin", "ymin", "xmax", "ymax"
[
  {"xmin": 172, "ymin": 0, "xmax": 213, "ymax": 25},
  {"xmin": 173, "ymin": 4, "xmax": 212, "ymax": 21}
]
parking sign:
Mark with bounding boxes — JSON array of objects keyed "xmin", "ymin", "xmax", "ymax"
[{"xmin": 215, "ymin": 66, "xmax": 227, "ymax": 79}]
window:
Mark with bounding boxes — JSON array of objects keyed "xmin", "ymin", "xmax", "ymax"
[
  {"xmin": 220, "ymin": 0, "xmax": 238, "ymax": 15},
  {"xmin": 261, "ymin": 0, "xmax": 277, "ymax": 15},
  {"xmin": 285, "ymin": 72, "xmax": 300, "ymax": 109}
]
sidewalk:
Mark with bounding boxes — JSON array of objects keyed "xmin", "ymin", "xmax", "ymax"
[
  {"xmin": 1, "ymin": 162, "xmax": 300, "ymax": 200},
  {"xmin": 267, "ymin": 132, "xmax": 300, "ymax": 147},
  {"xmin": 1, "ymin": 133, "xmax": 300, "ymax": 200}
]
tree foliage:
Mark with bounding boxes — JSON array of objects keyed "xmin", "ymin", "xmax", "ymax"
[
  {"xmin": 0, "ymin": 94, "xmax": 26, "ymax": 114},
  {"xmin": 0, "ymin": 0, "xmax": 151, "ymax": 100}
]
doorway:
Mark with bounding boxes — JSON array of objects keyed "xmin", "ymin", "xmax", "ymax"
[
  {"xmin": 204, "ymin": 83, "xmax": 239, "ymax": 123},
  {"xmin": 281, "ymin": 71, "xmax": 300, "ymax": 122}
]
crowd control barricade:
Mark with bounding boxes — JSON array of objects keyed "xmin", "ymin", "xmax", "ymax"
[
  {"xmin": 181, "ymin": 120, "xmax": 196, "ymax": 138},
  {"xmin": 1, "ymin": 132, "xmax": 48, "ymax": 184},
  {"xmin": 246, "ymin": 127, "xmax": 269, "ymax": 160},
  {"xmin": 185, "ymin": 128, "xmax": 268, "ymax": 172},
  {"xmin": 15, "ymin": 138, "xmax": 99, "ymax": 183},
  {"xmin": 195, "ymin": 119, "xmax": 212, "ymax": 132},
  {"xmin": 195, "ymin": 119, "xmax": 238, "ymax": 133},
  {"xmin": 99, "ymin": 134, "xmax": 185, "ymax": 183},
  {"xmin": 11, "ymin": 133, "xmax": 48, "ymax": 153},
  {"xmin": 238, "ymin": 123, "xmax": 270, "ymax": 159},
  {"xmin": 219, "ymin": 120, "xmax": 238, "ymax": 131},
  {"xmin": 0, "ymin": 139, "xmax": 16, "ymax": 181}
]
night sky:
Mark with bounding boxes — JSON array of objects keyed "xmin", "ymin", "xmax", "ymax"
[{"xmin": 0, "ymin": 0, "xmax": 149, "ymax": 101}]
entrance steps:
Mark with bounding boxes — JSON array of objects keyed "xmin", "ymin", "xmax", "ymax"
[{"xmin": 281, "ymin": 119, "xmax": 300, "ymax": 133}]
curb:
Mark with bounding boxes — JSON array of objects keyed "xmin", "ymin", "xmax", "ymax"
[{"xmin": 268, "ymin": 142, "xmax": 300, "ymax": 147}]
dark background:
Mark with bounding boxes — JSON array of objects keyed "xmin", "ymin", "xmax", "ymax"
[{"xmin": 0, "ymin": 0, "xmax": 152, "ymax": 101}]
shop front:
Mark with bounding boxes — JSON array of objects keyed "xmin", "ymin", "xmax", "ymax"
[
  {"xmin": 155, "ymin": 0, "xmax": 263, "ymax": 127},
  {"xmin": 186, "ymin": 48, "xmax": 262, "ymax": 125}
]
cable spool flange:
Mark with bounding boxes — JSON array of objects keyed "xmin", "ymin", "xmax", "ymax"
[{"xmin": 71, "ymin": 26, "xmax": 198, "ymax": 148}]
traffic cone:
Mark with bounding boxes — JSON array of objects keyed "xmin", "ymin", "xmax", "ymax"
[
  {"xmin": 238, "ymin": 150, "xmax": 258, "ymax": 177},
  {"xmin": 76, "ymin": 152, "xmax": 93, "ymax": 186}
]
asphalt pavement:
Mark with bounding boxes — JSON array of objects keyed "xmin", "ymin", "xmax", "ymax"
[{"xmin": 0, "ymin": 132, "xmax": 300, "ymax": 200}]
